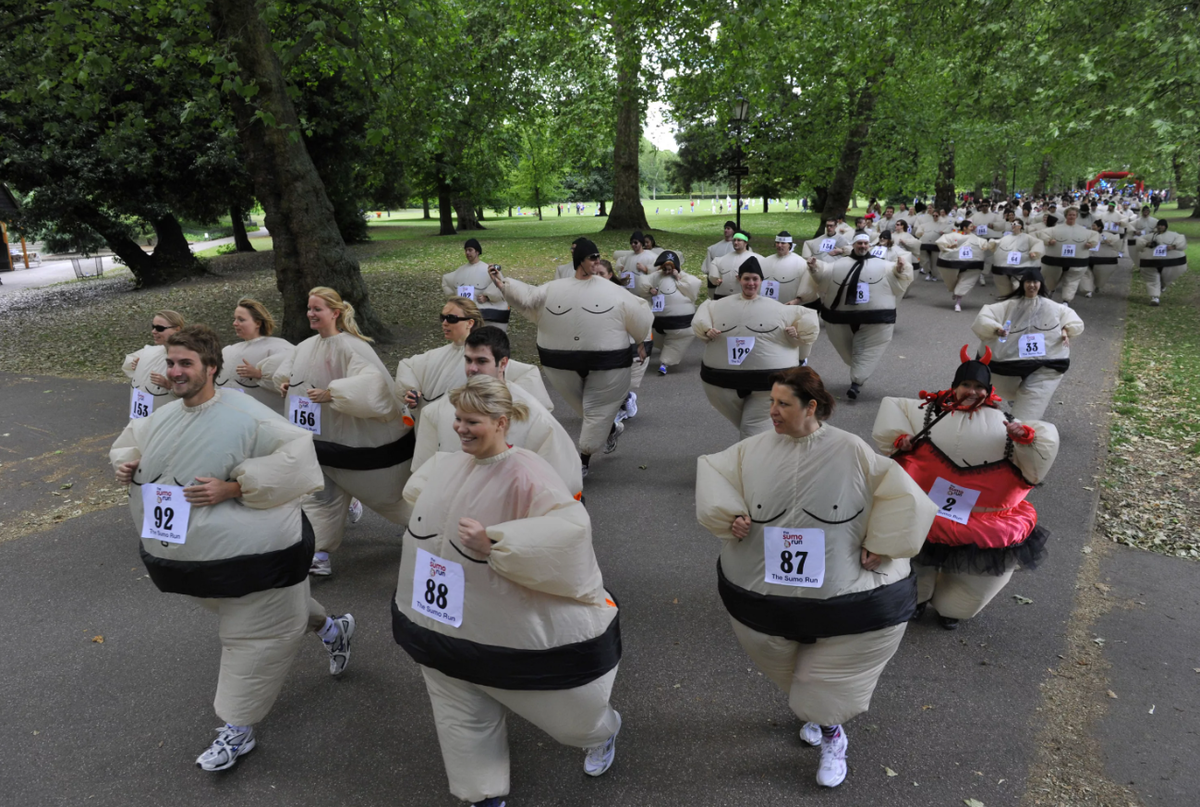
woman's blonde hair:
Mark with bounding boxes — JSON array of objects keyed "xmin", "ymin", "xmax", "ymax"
[
  {"xmin": 449, "ymin": 375, "xmax": 529, "ymax": 424},
  {"xmin": 235, "ymin": 297, "xmax": 275, "ymax": 336},
  {"xmin": 309, "ymin": 286, "xmax": 372, "ymax": 342},
  {"xmin": 154, "ymin": 309, "xmax": 186, "ymax": 329},
  {"xmin": 446, "ymin": 296, "xmax": 485, "ymax": 331}
]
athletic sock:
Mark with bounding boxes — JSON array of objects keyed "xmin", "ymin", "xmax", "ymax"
[
  {"xmin": 314, "ymin": 551, "xmax": 329, "ymax": 562},
  {"xmin": 317, "ymin": 616, "xmax": 339, "ymax": 643},
  {"xmin": 226, "ymin": 723, "xmax": 252, "ymax": 736},
  {"xmin": 820, "ymin": 724, "xmax": 841, "ymax": 738}
]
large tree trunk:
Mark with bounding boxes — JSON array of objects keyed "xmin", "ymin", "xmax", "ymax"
[
  {"xmin": 86, "ymin": 210, "xmax": 201, "ymax": 287},
  {"xmin": 453, "ymin": 197, "xmax": 484, "ymax": 230},
  {"xmin": 230, "ymin": 204, "xmax": 255, "ymax": 252},
  {"xmin": 1032, "ymin": 153, "xmax": 1051, "ymax": 197},
  {"xmin": 598, "ymin": 200, "xmax": 608, "ymax": 216},
  {"xmin": 422, "ymin": 196, "xmax": 431, "ymax": 219},
  {"xmin": 934, "ymin": 138, "xmax": 956, "ymax": 212},
  {"xmin": 1192, "ymin": 156, "xmax": 1200, "ymax": 218},
  {"xmin": 811, "ymin": 186, "xmax": 829, "ymax": 237},
  {"xmin": 762, "ymin": 197, "xmax": 769, "ymax": 213},
  {"xmin": 209, "ymin": 0, "xmax": 386, "ymax": 343},
  {"xmin": 603, "ymin": 21, "xmax": 649, "ymax": 232},
  {"xmin": 819, "ymin": 69, "xmax": 887, "ymax": 227}
]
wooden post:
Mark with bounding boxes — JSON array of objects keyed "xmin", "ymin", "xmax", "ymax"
[{"xmin": 20, "ymin": 236, "xmax": 29, "ymax": 269}]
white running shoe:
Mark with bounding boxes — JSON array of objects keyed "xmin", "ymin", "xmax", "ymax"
[
  {"xmin": 584, "ymin": 712, "xmax": 621, "ymax": 776},
  {"xmin": 348, "ymin": 498, "xmax": 363, "ymax": 523},
  {"xmin": 603, "ymin": 421, "xmax": 624, "ymax": 454},
  {"xmin": 624, "ymin": 392, "xmax": 638, "ymax": 418},
  {"xmin": 309, "ymin": 555, "xmax": 332, "ymax": 576},
  {"xmin": 324, "ymin": 614, "xmax": 355, "ymax": 676},
  {"xmin": 816, "ymin": 726, "xmax": 848, "ymax": 787},
  {"xmin": 954, "ymin": 302, "xmax": 962, "ymax": 312},
  {"xmin": 196, "ymin": 724, "xmax": 256, "ymax": 771},
  {"xmin": 799, "ymin": 722, "xmax": 822, "ymax": 747}
]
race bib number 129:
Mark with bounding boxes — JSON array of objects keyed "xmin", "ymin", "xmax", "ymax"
[
  {"xmin": 763, "ymin": 527, "xmax": 826, "ymax": 587},
  {"xmin": 727, "ymin": 336, "xmax": 755, "ymax": 365}
]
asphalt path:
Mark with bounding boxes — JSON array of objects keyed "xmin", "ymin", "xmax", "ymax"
[{"xmin": 0, "ymin": 269, "xmax": 1147, "ymax": 806}]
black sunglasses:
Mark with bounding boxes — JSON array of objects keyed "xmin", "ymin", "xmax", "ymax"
[
  {"xmin": 151, "ymin": 325, "xmax": 171, "ymax": 332},
  {"xmin": 440, "ymin": 314, "xmax": 469, "ymax": 324},
  {"xmin": 587, "ymin": 253, "xmax": 601, "ymax": 260}
]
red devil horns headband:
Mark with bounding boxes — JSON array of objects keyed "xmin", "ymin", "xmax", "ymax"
[{"xmin": 960, "ymin": 344, "xmax": 993, "ymax": 365}]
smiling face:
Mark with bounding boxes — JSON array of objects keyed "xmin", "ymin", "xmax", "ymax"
[
  {"xmin": 150, "ymin": 315, "xmax": 180, "ymax": 346},
  {"xmin": 769, "ymin": 383, "xmax": 819, "ymax": 438},
  {"xmin": 232, "ymin": 306, "xmax": 260, "ymax": 341},
  {"xmin": 307, "ymin": 296, "xmax": 338, "ymax": 336},
  {"xmin": 453, "ymin": 407, "xmax": 508, "ymax": 457},
  {"xmin": 1023, "ymin": 278, "xmax": 1042, "ymax": 297},
  {"xmin": 441, "ymin": 302, "xmax": 474, "ymax": 344},
  {"xmin": 738, "ymin": 272, "xmax": 760, "ymax": 298},
  {"xmin": 165, "ymin": 345, "xmax": 215, "ymax": 402},
  {"xmin": 1065, "ymin": 209, "xmax": 1078, "ymax": 226},
  {"xmin": 954, "ymin": 379, "xmax": 988, "ymax": 407}
]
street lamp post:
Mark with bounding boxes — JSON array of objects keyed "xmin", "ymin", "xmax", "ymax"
[{"xmin": 730, "ymin": 96, "xmax": 750, "ymax": 231}]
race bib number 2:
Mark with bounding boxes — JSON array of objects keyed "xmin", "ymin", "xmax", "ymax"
[
  {"xmin": 411, "ymin": 548, "xmax": 465, "ymax": 628},
  {"xmin": 288, "ymin": 395, "xmax": 321, "ymax": 434},
  {"xmin": 763, "ymin": 527, "xmax": 826, "ymax": 588},
  {"xmin": 727, "ymin": 336, "xmax": 755, "ymax": 366},
  {"xmin": 130, "ymin": 389, "xmax": 154, "ymax": 420},
  {"xmin": 928, "ymin": 477, "xmax": 981, "ymax": 525},
  {"xmin": 140, "ymin": 484, "xmax": 192, "ymax": 544}
]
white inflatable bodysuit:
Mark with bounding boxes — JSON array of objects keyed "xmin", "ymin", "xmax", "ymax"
[{"xmin": 216, "ymin": 336, "xmax": 294, "ymax": 410}]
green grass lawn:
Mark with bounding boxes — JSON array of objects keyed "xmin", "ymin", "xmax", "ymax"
[{"xmin": 1101, "ymin": 204, "xmax": 1200, "ymax": 559}]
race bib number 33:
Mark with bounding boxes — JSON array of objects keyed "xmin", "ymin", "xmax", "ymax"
[
  {"xmin": 763, "ymin": 527, "xmax": 826, "ymax": 587},
  {"xmin": 1019, "ymin": 332, "xmax": 1047, "ymax": 357},
  {"xmin": 411, "ymin": 548, "xmax": 465, "ymax": 628},
  {"xmin": 140, "ymin": 484, "xmax": 191, "ymax": 544}
]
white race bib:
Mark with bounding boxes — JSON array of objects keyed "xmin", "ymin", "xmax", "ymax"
[
  {"xmin": 870, "ymin": 246, "xmax": 887, "ymax": 259},
  {"xmin": 130, "ymin": 389, "xmax": 154, "ymax": 420},
  {"xmin": 975, "ymin": 225, "xmax": 988, "ymax": 237},
  {"xmin": 411, "ymin": 548, "xmax": 465, "ymax": 628},
  {"xmin": 761, "ymin": 280, "xmax": 780, "ymax": 300},
  {"xmin": 1019, "ymin": 332, "xmax": 1046, "ymax": 357},
  {"xmin": 288, "ymin": 395, "xmax": 321, "ymax": 435},
  {"xmin": 958, "ymin": 245, "xmax": 974, "ymax": 261},
  {"xmin": 621, "ymin": 272, "xmax": 635, "ymax": 289},
  {"xmin": 1006, "ymin": 250, "xmax": 1022, "ymax": 266},
  {"xmin": 141, "ymin": 484, "xmax": 192, "ymax": 544},
  {"xmin": 1153, "ymin": 244, "xmax": 1168, "ymax": 257},
  {"xmin": 456, "ymin": 284, "xmax": 476, "ymax": 300},
  {"xmin": 855, "ymin": 282, "xmax": 869, "ymax": 304},
  {"xmin": 726, "ymin": 336, "xmax": 755, "ymax": 366},
  {"xmin": 1090, "ymin": 244, "xmax": 1100, "ymax": 253},
  {"xmin": 763, "ymin": 527, "xmax": 826, "ymax": 588},
  {"xmin": 819, "ymin": 238, "xmax": 837, "ymax": 253},
  {"xmin": 928, "ymin": 477, "xmax": 981, "ymax": 526},
  {"xmin": 1061, "ymin": 244, "xmax": 1076, "ymax": 258},
  {"xmin": 650, "ymin": 294, "xmax": 666, "ymax": 312}
]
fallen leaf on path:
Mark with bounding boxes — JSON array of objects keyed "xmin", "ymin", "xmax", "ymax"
[
  {"xmin": 1013, "ymin": 595, "xmax": 1033, "ymax": 604},
  {"xmin": 671, "ymin": 598, "xmax": 678, "ymax": 604},
  {"xmin": 1107, "ymin": 690, "xmax": 1118, "ymax": 699},
  {"xmin": 638, "ymin": 464, "xmax": 647, "ymax": 470},
  {"xmin": 1083, "ymin": 486, "xmax": 1095, "ymax": 491},
  {"xmin": 921, "ymin": 704, "xmax": 933, "ymax": 710},
  {"xmin": 91, "ymin": 636, "xmax": 104, "ymax": 643},
  {"xmin": 965, "ymin": 799, "xmax": 985, "ymax": 807},
  {"xmin": 883, "ymin": 766, "xmax": 897, "ymax": 777},
  {"xmin": 1093, "ymin": 637, "xmax": 1106, "ymax": 646},
  {"xmin": 1149, "ymin": 705, "xmax": 1155, "ymax": 714},
  {"xmin": 1095, "ymin": 582, "xmax": 1111, "ymax": 592}
]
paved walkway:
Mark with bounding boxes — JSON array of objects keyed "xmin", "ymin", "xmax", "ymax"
[
  {"xmin": 0, "ymin": 270, "xmax": 1194, "ymax": 806},
  {"xmin": 0, "ymin": 231, "xmax": 267, "ymax": 293}
]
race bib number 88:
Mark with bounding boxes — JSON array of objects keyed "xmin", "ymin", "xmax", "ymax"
[
  {"xmin": 411, "ymin": 548, "xmax": 465, "ymax": 628},
  {"xmin": 763, "ymin": 527, "xmax": 826, "ymax": 587}
]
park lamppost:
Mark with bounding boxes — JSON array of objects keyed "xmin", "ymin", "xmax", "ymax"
[{"xmin": 730, "ymin": 95, "xmax": 750, "ymax": 231}]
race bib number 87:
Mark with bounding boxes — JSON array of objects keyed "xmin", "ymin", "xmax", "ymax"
[{"xmin": 763, "ymin": 527, "xmax": 826, "ymax": 587}]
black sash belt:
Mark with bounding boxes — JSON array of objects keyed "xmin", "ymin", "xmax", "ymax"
[
  {"xmin": 937, "ymin": 258, "xmax": 985, "ymax": 271},
  {"xmin": 717, "ymin": 560, "xmax": 917, "ymax": 641},
  {"xmin": 700, "ymin": 364, "xmax": 793, "ymax": 393},
  {"xmin": 989, "ymin": 357, "xmax": 1070, "ymax": 378},
  {"xmin": 1088, "ymin": 256, "xmax": 1118, "ymax": 266},
  {"xmin": 142, "ymin": 514, "xmax": 314, "ymax": 598},
  {"xmin": 315, "ymin": 431, "xmax": 416, "ymax": 471},
  {"xmin": 482, "ymin": 309, "xmax": 511, "ymax": 324},
  {"xmin": 1041, "ymin": 255, "xmax": 1091, "ymax": 268},
  {"xmin": 392, "ymin": 597, "xmax": 621, "ymax": 690},
  {"xmin": 1140, "ymin": 256, "xmax": 1186, "ymax": 269},
  {"xmin": 920, "ymin": 243, "xmax": 940, "ymax": 252},
  {"xmin": 538, "ymin": 345, "xmax": 634, "ymax": 372},
  {"xmin": 820, "ymin": 307, "xmax": 896, "ymax": 326},
  {"xmin": 654, "ymin": 313, "xmax": 694, "ymax": 333}
]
